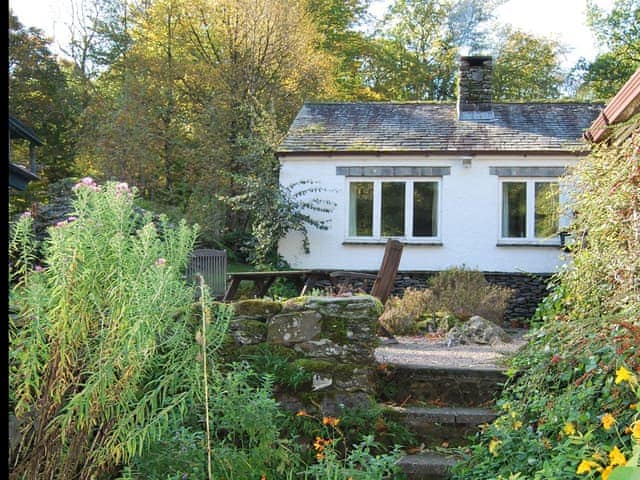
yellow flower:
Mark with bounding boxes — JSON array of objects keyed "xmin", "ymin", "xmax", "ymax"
[
  {"xmin": 489, "ymin": 439, "xmax": 501, "ymax": 456},
  {"xmin": 564, "ymin": 422, "xmax": 577, "ymax": 436},
  {"xmin": 601, "ymin": 413, "xmax": 616, "ymax": 431},
  {"xmin": 576, "ymin": 459, "xmax": 602, "ymax": 474},
  {"xmin": 608, "ymin": 445, "xmax": 626, "ymax": 467},
  {"xmin": 513, "ymin": 420, "xmax": 523, "ymax": 429},
  {"xmin": 602, "ymin": 465, "xmax": 614, "ymax": 480},
  {"xmin": 615, "ymin": 366, "xmax": 635, "ymax": 385},
  {"xmin": 631, "ymin": 420, "xmax": 640, "ymax": 440}
]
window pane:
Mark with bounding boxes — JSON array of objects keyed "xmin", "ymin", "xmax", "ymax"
[
  {"xmin": 381, "ymin": 182, "xmax": 405, "ymax": 236},
  {"xmin": 349, "ymin": 182, "xmax": 373, "ymax": 236},
  {"xmin": 535, "ymin": 182, "xmax": 559, "ymax": 238},
  {"xmin": 413, "ymin": 182, "xmax": 438, "ymax": 237},
  {"xmin": 502, "ymin": 182, "xmax": 526, "ymax": 237}
]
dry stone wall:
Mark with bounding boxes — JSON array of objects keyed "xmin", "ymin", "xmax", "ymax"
[{"xmin": 222, "ymin": 295, "xmax": 383, "ymax": 415}]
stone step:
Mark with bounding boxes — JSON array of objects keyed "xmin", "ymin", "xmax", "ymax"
[
  {"xmin": 397, "ymin": 451, "xmax": 459, "ymax": 480},
  {"xmin": 383, "ymin": 405, "xmax": 497, "ymax": 447},
  {"xmin": 376, "ymin": 363, "xmax": 507, "ymax": 407}
]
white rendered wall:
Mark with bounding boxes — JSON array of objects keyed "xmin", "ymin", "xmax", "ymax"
[{"xmin": 278, "ymin": 154, "xmax": 579, "ymax": 274}]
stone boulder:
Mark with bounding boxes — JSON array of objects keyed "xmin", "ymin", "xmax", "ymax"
[{"xmin": 445, "ymin": 315, "xmax": 511, "ymax": 346}]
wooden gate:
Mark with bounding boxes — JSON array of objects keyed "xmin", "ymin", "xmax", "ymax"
[{"xmin": 187, "ymin": 248, "xmax": 227, "ymax": 298}]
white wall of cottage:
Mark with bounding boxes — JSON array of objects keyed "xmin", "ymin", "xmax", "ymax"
[{"xmin": 277, "ymin": 154, "xmax": 581, "ymax": 273}]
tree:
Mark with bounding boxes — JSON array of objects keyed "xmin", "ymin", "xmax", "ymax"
[
  {"xmin": 360, "ymin": 0, "xmax": 501, "ymax": 100},
  {"xmin": 306, "ymin": 0, "xmax": 381, "ymax": 100},
  {"xmin": 577, "ymin": 0, "xmax": 640, "ymax": 99},
  {"xmin": 9, "ymin": 12, "xmax": 81, "ymax": 189},
  {"xmin": 492, "ymin": 27, "xmax": 566, "ymax": 100}
]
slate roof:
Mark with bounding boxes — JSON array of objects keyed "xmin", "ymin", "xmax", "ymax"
[{"xmin": 278, "ymin": 102, "xmax": 604, "ymax": 155}]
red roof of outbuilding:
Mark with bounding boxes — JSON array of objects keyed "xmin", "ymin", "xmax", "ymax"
[{"xmin": 587, "ymin": 68, "xmax": 640, "ymax": 143}]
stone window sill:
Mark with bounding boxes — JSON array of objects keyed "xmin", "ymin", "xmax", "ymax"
[
  {"xmin": 496, "ymin": 242, "xmax": 561, "ymax": 248},
  {"xmin": 343, "ymin": 240, "xmax": 443, "ymax": 246}
]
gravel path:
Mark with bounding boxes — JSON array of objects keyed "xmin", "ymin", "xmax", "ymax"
[{"xmin": 374, "ymin": 329, "xmax": 529, "ymax": 370}]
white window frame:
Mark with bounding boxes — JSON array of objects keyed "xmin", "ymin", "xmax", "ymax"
[
  {"xmin": 345, "ymin": 177, "xmax": 442, "ymax": 243},
  {"xmin": 498, "ymin": 177, "xmax": 564, "ymax": 245}
]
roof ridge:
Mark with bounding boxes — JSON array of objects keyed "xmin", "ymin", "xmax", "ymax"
[{"xmin": 302, "ymin": 100, "xmax": 603, "ymax": 106}]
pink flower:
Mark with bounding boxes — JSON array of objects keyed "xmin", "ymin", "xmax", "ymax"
[
  {"xmin": 73, "ymin": 177, "xmax": 100, "ymax": 192},
  {"xmin": 55, "ymin": 220, "xmax": 68, "ymax": 227},
  {"xmin": 67, "ymin": 216, "xmax": 77, "ymax": 222},
  {"xmin": 34, "ymin": 265, "xmax": 45, "ymax": 272},
  {"xmin": 115, "ymin": 182, "xmax": 132, "ymax": 198},
  {"xmin": 156, "ymin": 258, "xmax": 166, "ymax": 266},
  {"xmin": 21, "ymin": 211, "xmax": 32, "ymax": 218}
]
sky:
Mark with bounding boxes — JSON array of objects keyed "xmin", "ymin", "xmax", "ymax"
[{"xmin": 9, "ymin": 0, "xmax": 615, "ymax": 70}]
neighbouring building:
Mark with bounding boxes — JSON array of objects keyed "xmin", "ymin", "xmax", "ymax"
[
  {"xmin": 276, "ymin": 56, "xmax": 604, "ymax": 319},
  {"xmin": 9, "ymin": 116, "xmax": 42, "ymax": 191}
]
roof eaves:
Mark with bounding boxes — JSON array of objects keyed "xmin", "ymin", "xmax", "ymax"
[
  {"xmin": 277, "ymin": 148, "xmax": 590, "ymax": 157},
  {"xmin": 587, "ymin": 68, "xmax": 640, "ymax": 143},
  {"xmin": 9, "ymin": 116, "xmax": 44, "ymax": 146}
]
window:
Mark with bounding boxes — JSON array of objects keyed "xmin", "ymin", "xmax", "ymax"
[
  {"xmin": 501, "ymin": 180, "xmax": 559, "ymax": 241},
  {"xmin": 347, "ymin": 179, "xmax": 439, "ymax": 240}
]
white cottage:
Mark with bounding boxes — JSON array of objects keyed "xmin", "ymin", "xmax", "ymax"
[{"xmin": 277, "ymin": 56, "xmax": 602, "ymax": 306}]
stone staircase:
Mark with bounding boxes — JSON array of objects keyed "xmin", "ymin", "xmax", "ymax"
[{"xmin": 375, "ymin": 340, "xmax": 518, "ymax": 480}]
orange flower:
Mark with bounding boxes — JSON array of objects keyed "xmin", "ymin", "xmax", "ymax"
[
  {"xmin": 313, "ymin": 436, "xmax": 332, "ymax": 452},
  {"xmin": 322, "ymin": 416, "xmax": 340, "ymax": 427},
  {"xmin": 316, "ymin": 452, "xmax": 325, "ymax": 460},
  {"xmin": 296, "ymin": 410, "xmax": 310, "ymax": 417}
]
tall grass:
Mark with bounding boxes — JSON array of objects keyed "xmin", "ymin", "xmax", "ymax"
[{"xmin": 8, "ymin": 179, "xmax": 228, "ymax": 479}]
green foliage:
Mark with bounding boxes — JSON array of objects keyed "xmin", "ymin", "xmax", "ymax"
[
  {"xmin": 452, "ymin": 116, "xmax": 640, "ymax": 480},
  {"xmin": 492, "ymin": 27, "xmax": 566, "ymax": 100},
  {"xmin": 451, "ymin": 317, "xmax": 640, "ymax": 479},
  {"xmin": 577, "ymin": 0, "xmax": 640, "ymax": 99},
  {"xmin": 560, "ymin": 117, "xmax": 640, "ymax": 318},
  {"xmin": 9, "ymin": 12, "xmax": 82, "ymax": 214},
  {"xmin": 239, "ymin": 344, "xmax": 313, "ymax": 391},
  {"xmin": 291, "ymin": 409, "xmax": 406, "ymax": 479},
  {"xmin": 225, "ymin": 178, "xmax": 336, "ymax": 269},
  {"xmin": 362, "ymin": 0, "xmax": 500, "ymax": 101},
  {"xmin": 8, "ymin": 178, "xmax": 223, "ymax": 479}
]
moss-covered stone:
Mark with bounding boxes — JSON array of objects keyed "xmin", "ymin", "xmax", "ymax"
[
  {"xmin": 267, "ymin": 311, "xmax": 322, "ymax": 345},
  {"xmin": 231, "ymin": 298, "xmax": 282, "ymax": 317},
  {"xmin": 229, "ymin": 318, "xmax": 267, "ymax": 345}
]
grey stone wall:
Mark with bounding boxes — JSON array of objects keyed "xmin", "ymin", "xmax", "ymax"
[
  {"xmin": 310, "ymin": 271, "xmax": 553, "ymax": 324},
  {"xmin": 223, "ymin": 295, "xmax": 383, "ymax": 415}
]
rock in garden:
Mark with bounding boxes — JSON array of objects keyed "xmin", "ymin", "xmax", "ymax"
[{"xmin": 445, "ymin": 315, "xmax": 512, "ymax": 346}]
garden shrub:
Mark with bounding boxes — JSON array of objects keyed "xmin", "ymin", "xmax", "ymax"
[
  {"xmin": 8, "ymin": 179, "xmax": 230, "ymax": 479},
  {"xmin": 379, "ymin": 267, "xmax": 513, "ymax": 335},
  {"xmin": 451, "ymin": 117, "xmax": 640, "ymax": 479},
  {"xmin": 426, "ymin": 267, "xmax": 513, "ymax": 322}
]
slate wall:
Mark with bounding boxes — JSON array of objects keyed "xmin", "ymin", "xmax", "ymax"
[{"xmin": 309, "ymin": 271, "xmax": 553, "ymax": 324}]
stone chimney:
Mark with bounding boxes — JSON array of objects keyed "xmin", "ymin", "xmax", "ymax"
[{"xmin": 457, "ymin": 55, "xmax": 494, "ymax": 121}]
